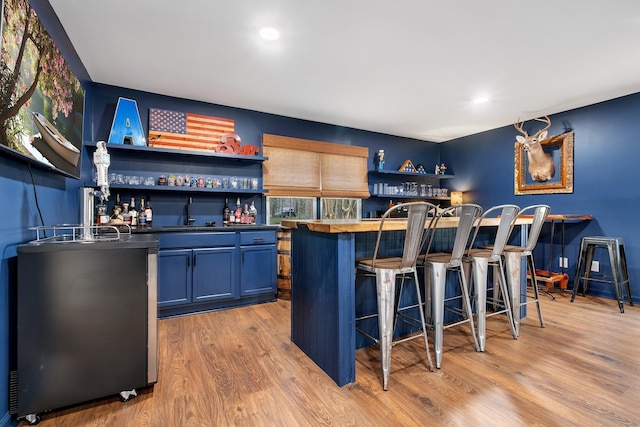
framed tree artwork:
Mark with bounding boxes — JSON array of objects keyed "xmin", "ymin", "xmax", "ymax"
[{"xmin": 0, "ymin": 0, "xmax": 84, "ymax": 178}]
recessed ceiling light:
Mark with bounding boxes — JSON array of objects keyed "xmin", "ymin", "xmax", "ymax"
[
  {"xmin": 259, "ymin": 27, "xmax": 280, "ymax": 41},
  {"xmin": 472, "ymin": 96, "xmax": 489, "ymax": 104}
]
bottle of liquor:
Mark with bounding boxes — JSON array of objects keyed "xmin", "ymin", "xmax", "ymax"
[
  {"xmin": 223, "ymin": 198, "xmax": 231, "ymax": 225},
  {"xmin": 110, "ymin": 193, "xmax": 123, "ymax": 224},
  {"xmin": 249, "ymin": 201, "xmax": 257, "ymax": 224},
  {"xmin": 122, "ymin": 202, "xmax": 131, "ymax": 225},
  {"xmin": 96, "ymin": 201, "xmax": 109, "ymax": 225},
  {"xmin": 144, "ymin": 196, "xmax": 153, "ymax": 226},
  {"xmin": 129, "ymin": 197, "xmax": 138, "ymax": 227},
  {"xmin": 234, "ymin": 197, "xmax": 242, "ymax": 223},
  {"xmin": 113, "ymin": 193, "xmax": 122, "ymax": 217},
  {"xmin": 139, "ymin": 198, "xmax": 147, "ymax": 226},
  {"xmin": 241, "ymin": 203, "xmax": 250, "ymax": 224}
]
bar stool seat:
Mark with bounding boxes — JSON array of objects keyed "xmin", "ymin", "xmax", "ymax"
[{"xmin": 571, "ymin": 236, "xmax": 633, "ymax": 313}]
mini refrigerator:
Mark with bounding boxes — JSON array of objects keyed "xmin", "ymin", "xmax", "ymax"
[{"xmin": 11, "ymin": 235, "xmax": 158, "ymax": 424}]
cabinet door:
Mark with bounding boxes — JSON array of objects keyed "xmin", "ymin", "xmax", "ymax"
[
  {"xmin": 192, "ymin": 247, "xmax": 236, "ymax": 302},
  {"xmin": 158, "ymin": 249, "xmax": 191, "ymax": 307},
  {"xmin": 240, "ymin": 244, "xmax": 277, "ymax": 296}
]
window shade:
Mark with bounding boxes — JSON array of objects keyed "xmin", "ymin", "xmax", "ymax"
[
  {"xmin": 262, "ymin": 146, "xmax": 321, "ymax": 197},
  {"xmin": 262, "ymin": 134, "xmax": 370, "ymax": 198}
]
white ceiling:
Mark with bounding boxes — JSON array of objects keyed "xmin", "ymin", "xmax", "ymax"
[{"xmin": 50, "ymin": 0, "xmax": 640, "ymax": 142}]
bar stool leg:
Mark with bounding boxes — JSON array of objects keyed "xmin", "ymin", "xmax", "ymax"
[
  {"xmin": 471, "ymin": 258, "xmax": 488, "ymax": 352},
  {"xmin": 412, "ymin": 270, "xmax": 434, "ymax": 372},
  {"xmin": 429, "ymin": 264, "xmax": 446, "ymax": 369},
  {"xmin": 375, "ymin": 269, "xmax": 396, "ymax": 391},
  {"xmin": 620, "ymin": 245, "xmax": 634, "ymax": 306},
  {"xmin": 527, "ymin": 254, "xmax": 545, "ymax": 328},
  {"xmin": 458, "ymin": 269, "xmax": 480, "ymax": 352},
  {"xmin": 607, "ymin": 243, "xmax": 625, "ymax": 313},
  {"xmin": 496, "ymin": 258, "xmax": 517, "ymax": 340},
  {"xmin": 572, "ymin": 240, "xmax": 588, "ymax": 302},
  {"xmin": 582, "ymin": 245, "xmax": 596, "ymax": 296},
  {"xmin": 503, "ymin": 251, "xmax": 521, "ymax": 336}
]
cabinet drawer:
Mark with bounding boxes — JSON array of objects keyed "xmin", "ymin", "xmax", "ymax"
[
  {"xmin": 240, "ymin": 231, "xmax": 276, "ymax": 245},
  {"xmin": 160, "ymin": 232, "xmax": 237, "ymax": 249}
]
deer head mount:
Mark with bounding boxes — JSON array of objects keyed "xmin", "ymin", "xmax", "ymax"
[{"xmin": 514, "ymin": 116, "xmax": 555, "ymax": 182}]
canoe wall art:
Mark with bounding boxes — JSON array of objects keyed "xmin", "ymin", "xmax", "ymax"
[{"xmin": 0, "ymin": 0, "xmax": 84, "ymax": 179}]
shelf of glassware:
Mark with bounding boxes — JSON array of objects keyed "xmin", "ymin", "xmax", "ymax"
[
  {"xmin": 100, "ymin": 184, "xmax": 266, "ymax": 195},
  {"xmin": 85, "ymin": 141, "xmax": 268, "ymax": 194},
  {"xmin": 368, "ymin": 169, "xmax": 454, "ymax": 200}
]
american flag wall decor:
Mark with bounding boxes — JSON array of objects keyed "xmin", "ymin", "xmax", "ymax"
[{"xmin": 148, "ymin": 108, "xmax": 235, "ymax": 152}]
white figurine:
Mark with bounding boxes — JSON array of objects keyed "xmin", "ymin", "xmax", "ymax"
[{"xmin": 435, "ymin": 164, "xmax": 440, "ymax": 175}]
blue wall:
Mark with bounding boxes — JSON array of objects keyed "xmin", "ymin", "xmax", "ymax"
[{"xmin": 441, "ymin": 93, "xmax": 640, "ymax": 301}]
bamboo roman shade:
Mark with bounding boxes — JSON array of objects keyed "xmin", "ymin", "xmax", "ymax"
[{"xmin": 262, "ymin": 134, "xmax": 370, "ymax": 198}]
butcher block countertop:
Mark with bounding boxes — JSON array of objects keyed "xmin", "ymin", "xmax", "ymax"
[{"xmin": 281, "ymin": 216, "xmax": 535, "ymax": 234}]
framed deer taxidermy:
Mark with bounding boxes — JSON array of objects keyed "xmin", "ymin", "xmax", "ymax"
[{"xmin": 514, "ymin": 124, "xmax": 574, "ymax": 195}]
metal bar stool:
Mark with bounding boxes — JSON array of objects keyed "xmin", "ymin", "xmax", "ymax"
[
  {"xmin": 355, "ymin": 202, "xmax": 437, "ymax": 390},
  {"xmin": 500, "ymin": 204, "xmax": 550, "ymax": 334},
  {"xmin": 571, "ymin": 236, "xmax": 633, "ymax": 313},
  {"xmin": 464, "ymin": 204, "xmax": 520, "ymax": 352},
  {"xmin": 419, "ymin": 203, "xmax": 483, "ymax": 369}
]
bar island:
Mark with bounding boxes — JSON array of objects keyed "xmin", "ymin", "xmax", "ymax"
[{"xmin": 281, "ymin": 217, "xmax": 533, "ymax": 386}]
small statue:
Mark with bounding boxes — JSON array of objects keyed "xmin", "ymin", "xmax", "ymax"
[
  {"xmin": 435, "ymin": 164, "xmax": 440, "ymax": 175},
  {"xmin": 439, "ymin": 163, "xmax": 447, "ymax": 175},
  {"xmin": 377, "ymin": 150, "xmax": 385, "ymax": 171}
]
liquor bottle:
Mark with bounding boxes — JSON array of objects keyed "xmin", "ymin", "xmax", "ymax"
[
  {"xmin": 113, "ymin": 193, "xmax": 122, "ymax": 217},
  {"xmin": 96, "ymin": 202, "xmax": 109, "ymax": 225},
  {"xmin": 249, "ymin": 201, "xmax": 257, "ymax": 224},
  {"xmin": 110, "ymin": 193, "xmax": 123, "ymax": 224},
  {"xmin": 122, "ymin": 202, "xmax": 131, "ymax": 225},
  {"xmin": 129, "ymin": 197, "xmax": 138, "ymax": 227},
  {"xmin": 234, "ymin": 197, "xmax": 242, "ymax": 223},
  {"xmin": 223, "ymin": 198, "xmax": 231, "ymax": 225},
  {"xmin": 241, "ymin": 203, "xmax": 250, "ymax": 224},
  {"xmin": 145, "ymin": 196, "xmax": 153, "ymax": 226},
  {"xmin": 139, "ymin": 198, "xmax": 147, "ymax": 226}
]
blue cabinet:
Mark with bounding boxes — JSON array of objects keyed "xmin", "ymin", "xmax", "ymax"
[
  {"xmin": 193, "ymin": 247, "xmax": 236, "ymax": 302},
  {"xmin": 157, "ymin": 229, "xmax": 276, "ymax": 317},
  {"xmin": 240, "ymin": 232, "xmax": 277, "ymax": 296},
  {"xmin": 158, "ymin": 249, "xmax": 191, "ymax": 306}
]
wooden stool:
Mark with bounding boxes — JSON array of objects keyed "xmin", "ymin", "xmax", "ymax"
[
  {"xmin": 571, "ymin": 236, "xmax": 633, "ymax": 313},
  {"xmin": 527, "ymin": 269, "xmax": 569, "ymax": 299}
]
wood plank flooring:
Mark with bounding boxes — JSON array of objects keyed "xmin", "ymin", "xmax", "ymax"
[{"xmin": 26, "ymin": 291, "xmax": 640, "ymax": 426}]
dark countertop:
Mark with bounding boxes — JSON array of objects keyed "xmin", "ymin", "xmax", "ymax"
[{"xmin": 18, "ymin": 233, "xmax": 159, "ymax": 253}]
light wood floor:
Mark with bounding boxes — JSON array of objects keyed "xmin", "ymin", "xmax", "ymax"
[{"xmin": 27, "ymin": 291, "xmax": 640, "ymax": 427}]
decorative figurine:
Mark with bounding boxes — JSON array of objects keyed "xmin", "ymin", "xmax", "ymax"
[
  {"xmin": 377, "ymin": 149, "xmax": 385, "ymax": 171},
  {"xmin": 439, "ymin": 163, "xmax": 447, "ymax": 174},
  {"xmin": 435, "ymin": 164, "xmax": 440, "ymax": 175}
]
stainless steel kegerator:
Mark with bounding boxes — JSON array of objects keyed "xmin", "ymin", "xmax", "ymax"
[{"xmin": 11, "ymin": 232, "xmax": 158, "ymax": 425}]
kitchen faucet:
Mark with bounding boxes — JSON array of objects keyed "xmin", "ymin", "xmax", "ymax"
[{"xmin": 185, "ymin": 197, "xmax": 195, "ymax": 226}]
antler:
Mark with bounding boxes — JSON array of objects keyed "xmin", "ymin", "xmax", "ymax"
[
  {"xmin": 514, "ymin": 115, "xmax": 551, "ymax": 138},
  {"xmin": 532, "ymin": 116, "xmax": 551, "ymax": 137},
  {"xmin": 514, "ymin": 117, "xmax": 528, "ymax": 137}
]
